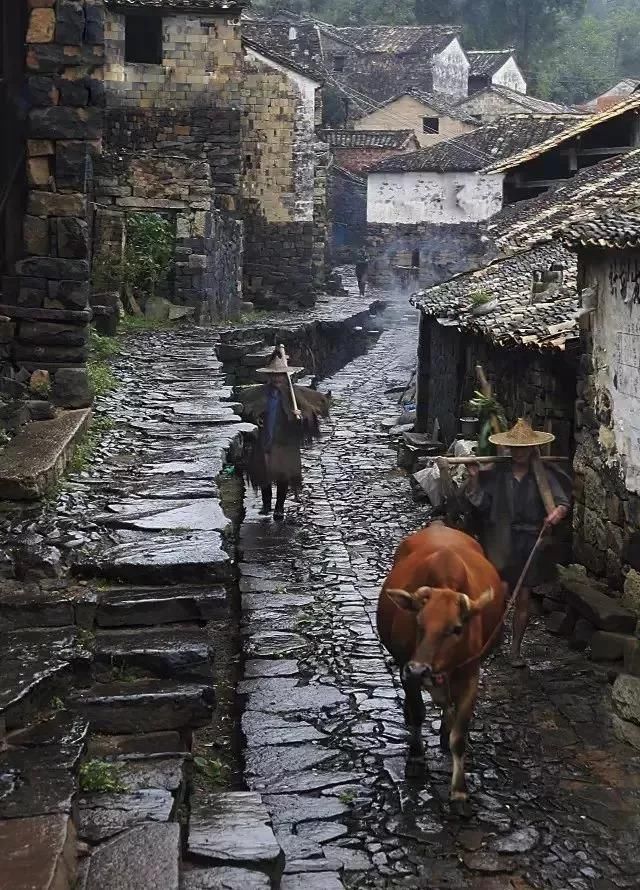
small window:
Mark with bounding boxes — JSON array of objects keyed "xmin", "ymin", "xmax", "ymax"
[
  {"xmin": 125, "ymin": 15, "xmax": 163, "ymax": 65},
  {"xmin": 423, "ymin": 116, "xmax": 440, "ymax": 134},
  {"xmin": 333, "ymin": 55, "xmax": 345, "ymax": 72}
]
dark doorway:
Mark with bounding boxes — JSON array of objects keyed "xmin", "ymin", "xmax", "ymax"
[{"xmin": 0, "ymin": 0, "xmax": 27, "ymax": 278}]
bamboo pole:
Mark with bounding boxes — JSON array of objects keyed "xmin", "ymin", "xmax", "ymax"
[
  {"xmin": 279, "ymin": 344, "xmax": 301, "ymax": 418},
  {"xmin": 442, "ymin": 455, "xmax": 568, "ymax": 465}
]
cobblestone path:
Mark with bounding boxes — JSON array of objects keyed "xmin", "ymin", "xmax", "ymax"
[{"xmin": 239, "ymin": 298, "xmax": 640, "ymax": 890}]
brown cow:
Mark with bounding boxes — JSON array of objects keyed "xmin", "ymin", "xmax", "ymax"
[{"xmin": 377, "ymin": 524, "xmax": 506, "ymax": 802}]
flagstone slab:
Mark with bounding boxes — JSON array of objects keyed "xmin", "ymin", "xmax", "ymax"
[
  {"xmin": 100, "ymin": 499, "xmax": 230, "ymax": 533},
  {"xmin": 188, "ymin": 792, "xmax": 282, "ymax": 868},
  {"xmin": 77, "ymin": 789, "xmax": 175, "ymax": 842},
  {"xmin": 0, "ymin": 814, "xmax": 77, "ymax": 890},
  {"xmin": 83, "ymin": 823, "xmax": 180, "ymax": 890}
]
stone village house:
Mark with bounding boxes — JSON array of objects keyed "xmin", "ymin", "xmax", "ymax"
[{"xmin": 0, "ymin": 0, "xmax": 332, "ymax": 451}]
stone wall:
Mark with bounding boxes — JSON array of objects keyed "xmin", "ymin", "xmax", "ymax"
[
  {"xmin": 416, "ymin": 319, "xmax": 578, "ymax": 449},
  {"xmin": 98, "ymin": 8, "xmax": 245, "ymax": 320},
  {"xmin": 573, "ymin": 247, "xmax": 640, "ymax": 596},
  {"xmin": 104, "ymin": 10, "xmax": 243, "ymax": 108},
  {"xmin": 0, "ymin": 0, "xmax": 106, "ymax": 416},
  {"xmin": 241, "ymin": 50, "xmax": 326, "ymax": 308},
  {"xmin": 367, "ymin": 222, "xmax": 493, "ymax": 294}
]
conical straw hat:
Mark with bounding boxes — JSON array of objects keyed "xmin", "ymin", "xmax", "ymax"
[
  {"xmin": 489, "ymin": 418, "xmax": 555, "ymax": 447},
  {"xmin": 257, "ymin": 344, "xmax": 304, "ymax": 377}
]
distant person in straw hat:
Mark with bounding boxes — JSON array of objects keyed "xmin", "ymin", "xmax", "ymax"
[
  {"xmin": 236, "ymin": 345, "xmax": 330, "ymax": 521},
  {"xmin": 465, "ymin": 419, "xmax": 570, "ymax": 667},
  {"xmin": 355, "ymin": 248, "xmax": 369, "ymax": 297}
]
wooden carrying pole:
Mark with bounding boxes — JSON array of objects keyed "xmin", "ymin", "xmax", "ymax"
[
  {"xmin": 279, "ymin": 344, "xmax": 300, "ymax": 416},
  {"xmin": 442, "ymin": 455, "xmax": 567, "ymax": 465}
]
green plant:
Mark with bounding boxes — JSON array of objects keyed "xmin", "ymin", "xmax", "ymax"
[
  {"xmin": 69, "ymin": 415, "xmax": 115, "ymax": 473},
  {"xmin": 123, "ymin": 213, "xmax": 174, "ymax": 304},
  {"xmin": 194, "ymin": 756, "xmax": 228, "ymax": 788},
  {"xmin": 119, "ymin": 315, "xmax": 172, "ymax": 332},
  {"xmin": 51, "ymin": 696, "xmax": 65, "ymax": 711},
  {"xmin": 92, "ymin": 250, "xmax": 124, "ymax": 292},
  {"xmin": 79, "ymin": 760, "xmax": 127, "ymax": 793},
  {"xmin": 30, "ymin": 378, "xmax": 51, "ymax": 398},
  {"xmin": 469, "ymin": 289, "xmax": 493, "ymax": 307},
  {"xmin": 88, "ymin": 361, "xmax": 118, "ymax": 397},
  {"xmin": 338, "ymin": 789, "xmax": 357, "ymax": 805},
  {"xmin": 90, "ymin": 328, "xmax": 121, "ymax": 361}
]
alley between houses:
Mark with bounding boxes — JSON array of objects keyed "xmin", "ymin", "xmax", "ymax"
[{"xmin": 1, "ymin": 281, "xmax": 639, "ymax": 890}]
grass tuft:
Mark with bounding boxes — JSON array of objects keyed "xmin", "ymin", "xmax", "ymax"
[{"xmin": 79, "ymin": 759, "xmax": 128, "ymax": 793}]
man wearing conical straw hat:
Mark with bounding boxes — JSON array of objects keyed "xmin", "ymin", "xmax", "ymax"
[
  {"xmin": 236, "ymin": 345, "xmax": 330, "ymax": 521},
  {"xmin": 465, "ymin": 419, "xmax": 571, "ymax": 667}
]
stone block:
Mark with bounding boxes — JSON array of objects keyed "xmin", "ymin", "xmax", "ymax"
[
  {"xmin": 561, "ymin": 573, "xmax": 635, "ymax": 632},
  {"xmin": 28, "ymin": 191, "xmax": 86, "ymax": 218},
  {"xmin": 28, "ymin": 75, "xmax": 59, "ymax": 107},
  {"xmin": 27, "ymin": 8, "xmax": 55, "ymax": 43},
  {"xmin": 27, "ymin": 156, "xmax": 52, "ymax": 188},
  {"xmin": 24, "ymin": 215, "xmax": 49, "ymax": 256},
  {"xmin": 18, "ymin": 289, "xmax": 46, "ymax": 309},
  {"xmin": 82, "ymin": 824, "xmax": 180, "ymax": 890},
  {"xmin": 622, "ymin": 569, "xmax": 640, "ymax": 617},
  {"xmin": 612, "ymin": 714, "xmax": 640, "ymax": 751},
  {"xmin": 29, "ymin": 107, "xmax": 102, "ymax": 141},
  {"xmin": 0, "ymin": 814, "xmax": 77, "ymax": 890},
  {"xmin": 623, "ymin": 638, "xmax": 640, "ymax": 677},
  {"xmin": 57, "ymin": 78, "xmax": 89, "ymax": 106},
  {"xmin": 55, "ymin": 0, "xmax": 85, "ymax": 45},
  {"xmin": 52, "ymin": 367, "xmax": 91, "ymax": 408},
  {"xmin": 56, "ymin": 217, "xmax": 89, "ymax": 260},
  {"xmin": 27, "ymin": 43, "xmax": 104, "ymax": 74},
  {"xmin": 85, "ymin": 1, "xmax": 105, "ymax": 44},
  {"xmin": 19, "ymin": 321, "xmax": 89, "ymax": 347},
  {"xmin": 612, "ymin": 673, "xmax": 640, "ymax": 726},
  {"xmin": 589, "ymin": 630, "xmax": 631, "ymax": 662},
  {"xmin": 15, "ymin": 257, "xmax": 89, "ymax": 282},
  {"xmin": 623, "ymin": 530, "xmax": 640, "ymax": 573},
  {"xmin": 55, "ymin": 141, "xmax": 90, "ymax": 191},
  {"xmin": 583, "ymin": 466, "xmax": 607, "ymax": 517},
  {"xmin": 47, "ymin": 280, "xmax": 90, "ymax": 310},
  {"xmin": 28, "ymin": 139, "xmax": 55, "ymax": 156}
]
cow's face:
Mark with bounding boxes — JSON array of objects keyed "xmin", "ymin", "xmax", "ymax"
[{"xmin": 385, "ymin": 586, "xmax": 494, "ymax": 688}]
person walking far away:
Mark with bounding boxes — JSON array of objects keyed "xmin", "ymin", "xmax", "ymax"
[
  {"xmin": 237, "ymin": 345, "xmax": 330, "ymax": 521},
  {"xmin": 464, "ymin": 419, "xmax": 570, "ymax": 667},
  {"xmin": 355, "ymin": 248, "xmax": 369, "ymax": 297}
]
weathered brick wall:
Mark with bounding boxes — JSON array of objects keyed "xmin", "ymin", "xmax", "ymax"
[
  {"xmin": 327, "ymin": 168, "xmax": 367, "ymax": 265},
  {"xmin": 367, "ymin": 222, "xmax": 494, "ymax": 294},
  {"xmin": 104, "ymin": 11, "xmax": 242, "ymax": 108},
  {"xmin": 1, "ymin": 0, "xmax": 106, "ymax": 413},
  {"xmin": 573, "ymin": 249, "xmax": 640, "ymax": 599},
  {"xmin": 241, "ymin": 53, "xmax": 326, "ymax": 308}
]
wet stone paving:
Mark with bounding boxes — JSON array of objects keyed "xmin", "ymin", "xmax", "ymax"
[
  {"xmin": 239, "ymin": 299, "xmax": 640, "ymax": 890},
  {"xmin": 0, "ymin": 279, "xmax": 639, "ymax": 889}
]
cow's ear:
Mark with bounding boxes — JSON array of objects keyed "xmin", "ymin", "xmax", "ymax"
[
  {"xmin": 459, "ymin": 588, "xmax": 494, "ymax": 621},
  {"xmin": 386, "ymin": 588, "xmax": 429, "ymax": 611}
]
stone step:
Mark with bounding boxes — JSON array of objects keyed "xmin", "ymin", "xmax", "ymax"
[
  {"xmin": 589, "ymin": 630, "xmax": 634, "ymax": 662},
  {"xmin": 0, "ymin": 627, "xmax": 86, "ymax": 731},
  {"xmin": 81, "ymin": 823, "xmax": 180, "ymax": 890},
  {"xmin": 67, "ymin": 679, "xmax": 216, "ymax": 733},
  {"xmin": 94, "ymin": 625, "xmax": 214, "ymax": 680},
  {"xmin": 1, "ymin": 814, "xmax": 78, "ymax": 890},
  {"xmin": 560, "ymin": 573, "xmax": 636, "ymax": 633},
  {"xmin": 242, "ymin": 347, "xmax": 278, "ymax": 368},
  {"xmin": 216, "ymin": 340, "xmax": 265, "ymax": 363},
  {"xmin": 76, "ymin": 531, "xmax": 233, "ymax": 584},
  {"xmin": 181, "ymin": 866, "xmax": 271, "ymax": 889},
  {"xmin": 88, "ymin": 731, "xmax": 186, "ymax": 758},
  {"xmin": 0, "ymin": 583, "xmax": 78, "ymax": 631},
  {"xmin": 187, "ymin": 791, "xmax": 283, "ymax": 880},
  {"xmin": 76, "ymin": 756, "xmax": 187, "ymax": 843},
  {"xmin": 95, "ymin": 585, "xmax": 228, "ymax": 628}
]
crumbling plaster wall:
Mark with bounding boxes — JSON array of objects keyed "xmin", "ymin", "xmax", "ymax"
[
  {"xmin": 367, "ymin": 171, "xmax": 504, "ymax": 225},
  {"xmin": 573, "ymin": 248, "xmax": 640, "ymax": 594},
  {"xmin": 492, "ymin": 58, "xmax": 526, "ymax": 94},
  {"xmin": 431, "ymin": 39, "xmax": 468, "ymax": 100},
  {"xmin": 455, "ymin": 90, "xmax": 529, "ymax": 122}
]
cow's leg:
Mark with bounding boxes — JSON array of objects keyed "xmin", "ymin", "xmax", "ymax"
[
  {"xmin": 440, "ymin": 703, "xmax": 454, "ymax": 752},
  {"xmin": 402, "ymin": 678, "xmax": 425, "ymax": 755},
  {"xmin": 449, "ymin": 670, "xmax": 479, "ymax": 801}
]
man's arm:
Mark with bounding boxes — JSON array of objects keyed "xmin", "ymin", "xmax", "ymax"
[{"xmin": 544, "ymin": 468, "xmax": 571, "ymax": 527}]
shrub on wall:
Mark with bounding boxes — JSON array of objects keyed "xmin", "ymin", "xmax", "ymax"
[{"xmin": 124, "ymin": 212, "xmax": 175, "ymax": 305}]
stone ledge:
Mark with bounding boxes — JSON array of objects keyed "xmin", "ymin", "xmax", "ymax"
[
  {"xmin": 0, "ymin": 408, "xmax": 92, "ymax": 501},
  {"xmin": 560, "ymin": 570, "xmax": 636, "ymax": 634},
  {"xmin": 0, "ymin": 814, "xmax": 77, "ymax": 890}
]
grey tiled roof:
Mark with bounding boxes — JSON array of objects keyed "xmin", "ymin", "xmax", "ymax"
[
  {"xmin": 317, "ymin": 24, "xmax": 461, "ymax": 56},
  {"xmin": 558, "ymin": 212, "xmax": 640, "ymax": 250},
  {"xmin": 243, "ymin": 36, "xmax": 323, "ymax": 81},
  {"xmin": 242, "ymin": 18, "xmax": 323, "ymax": 71},
  {"xmin": 486, "ymin": 147, "xmax": 640, "ymax": 253},
  {"xmin": 368, "ymin": 114, "xmax": 582, "ymax": 173},
  {"xmin": 412, "ymin": 242, "xmax": 579, "ymax": 350},
  {"xmin": 467, "ymin": 50, "xmax": 514, "ymax": 77},
  {"xmin": 106, "ymin": 0, "xmax": 245, "ymax": 8},
  {"xmin": 457, "ymin": 85, "xmax": 581, "ymax": 116},
  {"xmin": 318, "ymin": 129, "xmax": 416, "ymax": 149}
]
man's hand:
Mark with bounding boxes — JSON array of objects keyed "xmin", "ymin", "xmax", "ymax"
[
  {"xmin": 466, "ymin": 461, "xmax": 480, "ymax": 490},
  {"xmin": 294, "ymin": 409, "xmax": 302, "ymax": 421},
  {"xmin": 544, "ymin": 505, "xmax": 568, "ymax": 528}
]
